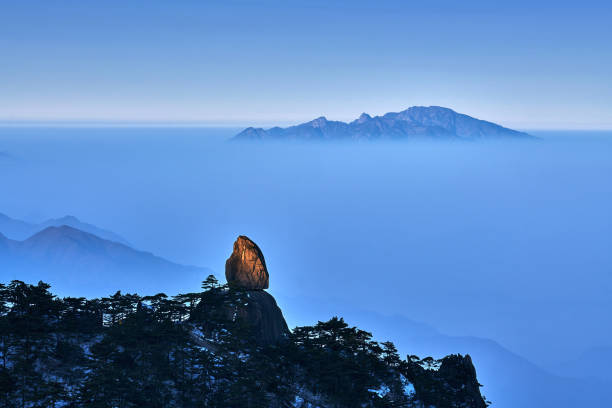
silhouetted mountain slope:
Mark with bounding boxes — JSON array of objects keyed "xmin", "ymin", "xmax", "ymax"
[
  {"xmin": 0, "ymin": 232, "xmax": 14, "ymax": 252},
  {"xmin": 234, "ymin": 106, "xmax": 533, "ymax": 141},
  {"xmin": 0, "ymin": 226, "xmax": 208, "ymax": 295},
  {"xmin": 551, "ymin": 346, "xmax": 612, "ymax": 383},
  {"xmin": 0, "ymin": 278, "xmax": 487, "ymax": 407},
  {"xmin": 0, "ymin": 212, "xmax": 129, "ymax": 245},
  {"xmin": 350, "ymin": 312, "xmax": 612, "ymax": 407},
  {"xmin": 0, "ymin": 213, "xmax": 31, "ymax": 240}
]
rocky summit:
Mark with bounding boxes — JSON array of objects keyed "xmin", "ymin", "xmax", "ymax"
[{"xmin": 225, "ymin": 235, "xmax": 269, "ymax": 290}]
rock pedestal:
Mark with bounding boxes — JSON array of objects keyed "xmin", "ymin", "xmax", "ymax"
[{"xmin": 238, "ymin": 290, "xmax": 289, "ymax": 345}]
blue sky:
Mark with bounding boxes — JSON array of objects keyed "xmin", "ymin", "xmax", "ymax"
[{"xmin": 1, "ymin": 0, "xmax": 611, "ymax": 128}]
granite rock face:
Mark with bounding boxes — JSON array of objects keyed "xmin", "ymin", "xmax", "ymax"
[
  {"xmin": 238, "ymin": 290, "xmax": 290, "ymax": 345},
  {"xmin": 406, "ymin": 354, "xmax": 488, "ymax": 408},
  {"xmin": 225, "ymin": 235, "xmax": 269, "ymax": 290}
]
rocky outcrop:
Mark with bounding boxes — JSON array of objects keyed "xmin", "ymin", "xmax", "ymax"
[
  {"xmin": 405, "ymin": 354, "xmax": 488, "ymax": 408},
  {"xmin": 238, "ymin": 290, "xmax": 290, "ymax": 345},
  {"xmin": 191, "ymin": 287, "xmax": 290, "ymax": 346},
  {"xmin": 225, "ymin": 235, "xmax": 269, "ymax": 290},
  {"xmin": 213, "ymin": 236, "xmax": 289, "ymax": 344}
]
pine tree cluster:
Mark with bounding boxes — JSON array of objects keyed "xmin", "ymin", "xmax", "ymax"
[{"xmin": 0, "ymin": 278, "xmax": 488, "ymax": 408}]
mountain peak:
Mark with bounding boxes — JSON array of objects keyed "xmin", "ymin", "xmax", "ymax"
[
  {"xmin": 23, "ymin": 225, "xmax": 130, "ymax": 254},
  {"xmin": 0, "ymin": 212, "xmax": 130, "ymax": 245},
  {"xmin": 357, "ymin": 112, "xmax": 372, "ymax": 123},
  {"xmin": 54, "ymin": 215, "xmax": 80, "ymax": 223},
  {"xmin": 27, "ymin": 225, "xmax": 95, "ymax": 242},
  {"xmin": 309, "ymin": 116, "xmax": 328, "ymax": 127}
]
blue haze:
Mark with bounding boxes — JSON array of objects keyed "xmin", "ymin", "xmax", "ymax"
[{"xmin": 1, "ymin": 127, "xmax": 611, "ymax": 369}]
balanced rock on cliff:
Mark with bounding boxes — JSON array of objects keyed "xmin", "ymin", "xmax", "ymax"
[
  {"xmin": 225, "ymin": 235, "xmax": 269, "ymax": 290},
  {"xmin": 216, "ymin": 235, "xmax": 289, "ymax": 344}
]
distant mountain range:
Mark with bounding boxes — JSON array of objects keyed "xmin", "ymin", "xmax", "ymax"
[
  {"xmin": 234, "ymin": 106, "xmax": 533, "ymax": 141},
  {"xmin": 0, "ymin": 212, "xmax": 129, "ymax": 245},
  {"xmin": 0, "ymin": 218, "xmax": 209, "ymax": 296}
]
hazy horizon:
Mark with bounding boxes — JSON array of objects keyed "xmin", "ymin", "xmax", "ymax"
[
  {"xmin": 3, "ymin": 127, "xmax": 611, "ymax": 369},
  {"xmin": 1, "ymin": 120, "xmax": 611, "ymax": 132}
]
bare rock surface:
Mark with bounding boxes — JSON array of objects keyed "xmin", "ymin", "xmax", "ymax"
[
  {"xmin": 239, "ymin": 290, "xmax": 290, "ymax": 345},
  {"xmin": 225, "ymin": 235, "xmax": 269, "ymax": 290}
]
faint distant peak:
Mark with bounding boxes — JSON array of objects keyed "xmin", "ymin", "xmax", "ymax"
[
  {"xmin": 308, "ymin": 116, "xmax": 329, "ymax": 127},
  {"xmin": 41, "ymin": 215, "xmax": 130, "ymax": 246},
  {"xmin": 0, "ymin": 211, "xmax": 130, "ymax": 245},
  {"xmin": 27, "ymin": 225, "xmax": 96, "ymax": 241},
  {"xmin": 357, "ymin": 113, "xmax": 372, "ymax": 123},
  {"xmin": 53, "ymin": 215, "xmax": 80, "ymax": 223}
]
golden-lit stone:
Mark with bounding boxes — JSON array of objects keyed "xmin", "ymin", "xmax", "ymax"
[{"xmin": 225, "ymin": 235, "xmax": 269, "ymax": 290}]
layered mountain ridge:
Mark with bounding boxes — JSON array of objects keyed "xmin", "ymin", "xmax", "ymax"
[
  {"xmin": 0, "ymin": 223, "xmax": 207, "ymax": 296},
  {"xmin": 234, "ymin": 106, "xmax": 532, "ymax": 141},
  {"xmin": 0, "ymin": 212, "xmax": 129, "ymax": 245}
]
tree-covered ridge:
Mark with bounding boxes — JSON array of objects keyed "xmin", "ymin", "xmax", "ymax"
[{"xmin": 0, "ymin": 278, "xmax": 488, "ymax": 408}]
